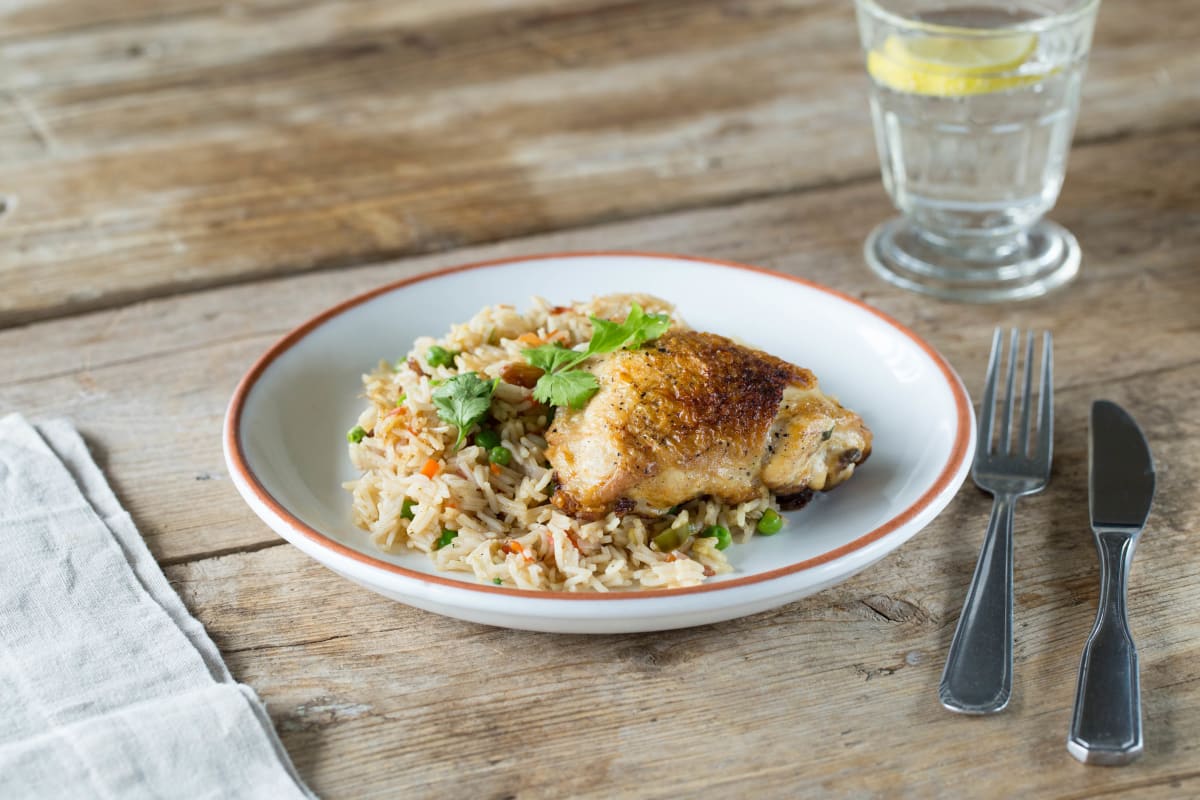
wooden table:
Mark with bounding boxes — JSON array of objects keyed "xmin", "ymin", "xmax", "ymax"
[{"xmin": 3, "ymin": 1, "xmax": 1197, "ymax": 796}]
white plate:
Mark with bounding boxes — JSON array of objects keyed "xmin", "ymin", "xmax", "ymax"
[{"xmin": 224, "ymin": 252, "xmax": 973, "ymax": 633}]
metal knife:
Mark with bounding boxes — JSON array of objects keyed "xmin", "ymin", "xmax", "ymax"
[{"xmin": 1067, "ymin": 400, "xmax": 1156, "ymax": 765}]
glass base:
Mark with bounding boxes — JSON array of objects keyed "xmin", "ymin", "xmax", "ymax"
[{"xmin": 865, "ymin": 218, "xmax": 1080, "ymax": 303}]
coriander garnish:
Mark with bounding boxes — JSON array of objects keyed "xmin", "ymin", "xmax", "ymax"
[
  {"xmin": 523, "ymin": 302, "xmax": 670, "ymax": 410},
  {"xmin": 431, "ymin": 372, "xmax": 499, "ymax": 449}
]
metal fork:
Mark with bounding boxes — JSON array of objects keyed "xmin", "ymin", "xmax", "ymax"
[{"xmin": 939, "ymin": 328, "xmax": 1053, "ymax": 714}]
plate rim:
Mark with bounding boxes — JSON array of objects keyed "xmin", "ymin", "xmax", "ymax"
[{"xmin": 223, "ymin": 250, "xmax": 972, "ymax": 601}]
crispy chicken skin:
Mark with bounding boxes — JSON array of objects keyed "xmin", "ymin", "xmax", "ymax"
[{"xmin": 546, "ymin": 328, "xmax": 872, "ymax": 520}]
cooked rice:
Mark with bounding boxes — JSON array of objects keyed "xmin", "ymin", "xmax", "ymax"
[{"xmin": 344, "ymin": 296, "xmax": 776, "ymax": 591}]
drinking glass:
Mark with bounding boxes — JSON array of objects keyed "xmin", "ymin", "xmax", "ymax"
[{"xmin": 854, "ymin": 0, "xmax": 1100, "ymax": 302}]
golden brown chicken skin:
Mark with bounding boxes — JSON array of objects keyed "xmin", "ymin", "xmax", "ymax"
[{"xmin": 545, "ymin": 329, "xmax": 871, "ymax": 520}]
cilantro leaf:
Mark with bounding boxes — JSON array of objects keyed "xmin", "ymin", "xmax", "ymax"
[
  {"xmin": 532, "ymin": 369, "xmax": 600, "ymax": 410},
  {"xmin": 626, "ymin": 307, "xmax": 670, "ymax": 349},
  {"xmin": 524, "ymin": 302, "xmax": 671, "ymax": 411},
  {"xmin": 586, "ymin": 315, "xmax": 635, "ymax": 355},
  {"xmin": 586, "ymin": 302, "xmax": 671, "ymax": 356},
  {"xmin": 522, "ymin": 343, "xmax": 587, "ymax": 373},
  {"xmin": 432, "ymin": 372, "xmax": 499, "ymax": 449}
]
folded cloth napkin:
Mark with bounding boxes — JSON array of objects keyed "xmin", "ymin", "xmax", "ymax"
[{"xmin": 0, "ymin": 414, "xmax": 314, "ymax": 799}]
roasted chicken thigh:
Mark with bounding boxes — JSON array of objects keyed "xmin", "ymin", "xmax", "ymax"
[{"xmin": 545, "ymin": 328, "xmax": 872, "ymax": 520}]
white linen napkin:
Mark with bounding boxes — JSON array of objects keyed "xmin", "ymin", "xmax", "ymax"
[{"xmin": 0, "ymin": 414, "xmax": 314, "ymax": 799}]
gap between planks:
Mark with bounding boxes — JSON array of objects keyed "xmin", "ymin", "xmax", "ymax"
[{"xmin": 158, "ymin": 536, "xmax": 286, "ymax": 568}]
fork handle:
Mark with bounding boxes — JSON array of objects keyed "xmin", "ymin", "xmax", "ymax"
[
  {"xmin": 939, "ymin": 494, "xmax": 1014, "ymax": 714},
  {"xmin": 1067, "ymin": 529, "xmax": 1143, "ymax": 765}
]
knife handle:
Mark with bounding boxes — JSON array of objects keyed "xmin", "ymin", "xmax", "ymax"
[
  {"xmin": 939, "ymin": 494, "xmax": 1014, "ymax": 714},
  {"xmin": 1068, "ymin": 529, "xmax": 1143, "ymax": 765}
]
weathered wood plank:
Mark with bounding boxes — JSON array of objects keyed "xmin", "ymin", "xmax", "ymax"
[
  {"xmin": 0, "ymin": 0, "xmax": 430, "ymax": 43},
  {"xmin": 0, "ymin": 0, "xmax": 582, "ymax": 94},
  {"xmin": 0, "ymin": 1, "xmax": 227, "ymax": 42},
  {"xmin": 165, "ymin": 352, "xmax": 1200, "ymax": 798},
  {"xmin": 0, "ymin": 125, "xmax": 1197, "ymax": 565},
  {"xmin": 3, "ymin": 5, "xmax": 1196, "ymax": 797},
  {"xmin": 0, "ymin": 0, "xmax": 1197, "ymax": 325}
]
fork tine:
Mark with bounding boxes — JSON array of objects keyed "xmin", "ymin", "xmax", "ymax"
[
  {"xmin": 1037, "ymin": 331, "xmax": 1054, "ymax": 459},
  {"xmin": 999, "ymin": 328, "xmax": 1019, "ymax": 454},
  {"xmin": 979, "ymin": 328, "xmax": 1003, "ymax": 454},
  {"xmin": 1018, "ymin": 331, "xmax": 1035, "ymax": 456}
]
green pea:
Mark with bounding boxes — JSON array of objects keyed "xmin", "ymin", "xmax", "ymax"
[
  {"xmin": 492, "ymin": 577, "xmax": 503, "ymax": 585},
  {"xmin": 434, "ymin": 529, "xmax": 458, "ymax": 550},
  {"xmin": 426, "ymin": 345, "xmax": 459, "ymax": 368},
  {"xmin": 756, "ymin": 508, "xmax": 783, "ymax": 536},
  {"xmin": 700, "ymin": 525, "xmax": 732, "ymax": 551},
  {"xmin": 400, "ymin": 499, "xmax": 416, "ymax": 520},
  {"xmin": 475, "ymin": 429, "xmax": 501, "ymax": 450},
  {"xmin": 346, "ymin": 425, "xmax": 367, "ymax": 444},
  {"xmin": 489, "ymin": 446, "xmax": 512, "ymax": 466}
]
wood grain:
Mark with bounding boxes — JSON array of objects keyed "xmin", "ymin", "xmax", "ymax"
[
  {"xmin": 1, "ymin": 0, "xmax": 1198, "ymax": 325},
  {"xmin": 166, "ymin": 353, "xmax": 1200, "ymax": 799},
  {"xmin": 0, "ymin": 124, "xmax": 1196, "ymax": 565},
  {"xmin": 0, "ymin": 123, "xmax": 1197, "ymax": 798},
  {"xmin": 2, "ymin": 2, "xmax": 1198, "ymax": 796}
]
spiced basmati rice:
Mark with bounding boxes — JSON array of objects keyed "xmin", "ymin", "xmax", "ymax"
[{"xmin": 344, "ymin": 296, "xmax": 776, "ymax": 591}]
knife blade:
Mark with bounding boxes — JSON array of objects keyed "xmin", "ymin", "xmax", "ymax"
[
  {"xmin": 1089, "ymin": 400, "xmax": 1156, "ymax": 531},
  {"xmin": 1068, "ymin": 400, "xmax": 1156, "ymax": 765}
]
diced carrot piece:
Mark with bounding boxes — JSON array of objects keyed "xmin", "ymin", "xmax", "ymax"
[
  {"xmin": 490, "ymin": 463, "xmax": 502, "ymax": 475},
  {"xmin": 515, "ymin": 332, "xmax": 544, "ymax": 346},
  {"xmin": 503, "ymin": 541, "xmax": 533, "ymax": 561},
  {"xmin": 420, "ymin": 458, "xmax": 440, "ymax": 478}
]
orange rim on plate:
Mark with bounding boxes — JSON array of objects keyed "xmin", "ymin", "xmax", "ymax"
[{"xmin": 224, "ymin": 252, "xmax": 972, "ymax": 600}]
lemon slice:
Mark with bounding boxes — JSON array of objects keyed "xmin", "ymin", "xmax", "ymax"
[{"xmin": 868, "ymin": 32, "xmax": 1043, "ymax": 97}]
